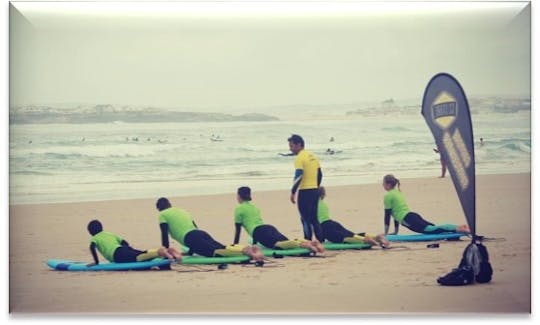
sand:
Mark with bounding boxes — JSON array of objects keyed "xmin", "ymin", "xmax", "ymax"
[{"xmin": 9, "ymin": 173, "xmax": 531, "ymax": 314}]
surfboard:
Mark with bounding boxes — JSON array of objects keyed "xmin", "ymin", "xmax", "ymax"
[
  {"xmin": 386, "ymin": 232, "xmax": 466, "ymax": 242},
  {"xmin": 181, "ymin": 255, "xmax": 250, "ymax": 265},
  {"xmin": 46, "ymin": 255, "xmax": 251, "ymax": 271},
  {"xmin": 46, "ymin": 258, "xmax": 171, "ymax": 271},
  {"xmin": 257, "ymin": 242, "xmax": 372, "ymax": 257},
  {"xmin": 260, "ymin": 247, "xmax": 313, "ymax": 257},
  {"xmin": 323, "ymin": 242, "xmax": 372, "ymax": 250}
]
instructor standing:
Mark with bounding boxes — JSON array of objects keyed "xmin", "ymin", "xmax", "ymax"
[{"xmin": 287, "ymin": 134, "xmax": 324, "ymax": 242}]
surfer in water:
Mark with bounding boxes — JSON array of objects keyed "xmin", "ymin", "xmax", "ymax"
[
  {"xmin": 232, "ymin": 187, "xmax": 325, "ymax": 253},
  {"xmin": 317, "ymin": 187, "xmax": 389, "ymax": 248},
  {"xmin": 156, "ymin": 197, "xmax": 263, "ymax": 261},
  {"xmin": 86, "ymin": 219, "xmax": 182, "ymax": 266},
  {"xmin": 381, "ymin": 174, "xmax": 470, "ymax": 235}
]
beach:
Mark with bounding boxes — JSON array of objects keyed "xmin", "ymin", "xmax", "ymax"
[{"xmin": 9, "ymin": 173, "xmax": 530, "ymax": 314}]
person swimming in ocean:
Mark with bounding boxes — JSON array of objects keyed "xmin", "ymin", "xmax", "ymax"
[
  {"xmin": 317, "ymin": 187, "xmax": 389, "ymax": 248},
  {"xmin": 381, "ymin": 174, "xmax": 470, "ymax": 235},
  {"xmin": 233, "ymin": 187, "xmax": 325, "ymax": 253}
]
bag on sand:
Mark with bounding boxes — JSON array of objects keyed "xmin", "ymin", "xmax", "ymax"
[
  {"xmin": 437, "ymin": 266, "xmax": 474, "ymax": 286},
  {"xmin": 438, "ymin": 239, "xmax": 493, "ymax": 286},
  {"xmin": 459, "ymin": 241, "xmax": 493, "ymax": 283}
]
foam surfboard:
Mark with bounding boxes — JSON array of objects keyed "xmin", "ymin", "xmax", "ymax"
[
  {"xmin": 46, "ymin": 258, "xmax": 171, "ymax": 271},
  {"xmin": 260, "ymin": 247, "xmax": 312, "ymax": 257},
  {"xmin": 386, "ymin": 232, "xmax": 466, "ymax": 242},
  {"xmin": 47, "ymin": 255, "xmax": 251, "ymax": 271},
  {"xmin": 180, "ymin": 255, "xmax": 250, "ymax": 265},
  {"xmin": 323, "ymin": 242, "xmax": 372, "ymax": 250},
  {"xmin": 257, "ymin": 241, "xmax": 372, "ymax": 257}
]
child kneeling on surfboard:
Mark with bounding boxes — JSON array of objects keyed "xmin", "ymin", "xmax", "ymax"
[
  {"xmin": 233, "ymin": 186, "xmax": 325, "ymax": 253},
  {"xmin": 382, "ymin": 174, "xmax": 470, "ymax": 235},
  {"xmin": 86, "ymin": 219, "xmax": 182, "ymax": 266},
  {"xmin": 317, "ymin": 187, "xmax": 389, "ymax": 248},
  {"xmin": 156, "ymin": 197, "xmax": 264, "ymax": 262}
]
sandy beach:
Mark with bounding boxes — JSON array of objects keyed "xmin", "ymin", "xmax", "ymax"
[{"xmin": 9, "ymin": 173, "xmax": 530, "ymax": 314}]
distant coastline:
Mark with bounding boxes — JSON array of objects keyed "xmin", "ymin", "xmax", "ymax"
[
  {"xmin": 9, "ymin": 95, "xmax": 530, "ymax": 124},
  {"xmin": 9, "ymin": 104, "xmax": 279, "ymax": 124}
]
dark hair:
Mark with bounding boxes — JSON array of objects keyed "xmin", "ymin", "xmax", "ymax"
[
  {"xmin": 87, "ymin": 219, "xmax": 103, "ymax": 236},
  {"xmin": 287, "ymin": 134, "xmax": 304, "ymax": 147},
  {"xmin": 318, "ymin": 186, "xmax": 326, "ymax": 199},
  {"xmin": 156, "ymin": 197, "xmax": 172, "ymax": 211},
  {"xmin": 237, "ymin": 186, "xmax": 252, "ymax": 201},
  {"xmin": 383, "ymin": 174, "xmax": 401, "ymax": 190}
]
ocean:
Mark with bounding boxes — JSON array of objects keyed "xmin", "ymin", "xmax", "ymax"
[{"xmin": 9, "ymin": 108, "xmax": 530, "ymax": 204}]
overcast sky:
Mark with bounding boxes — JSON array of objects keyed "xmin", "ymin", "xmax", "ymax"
[{"xmin": 10, "ymin": 2, "xmax": 530, "ymax": 109}]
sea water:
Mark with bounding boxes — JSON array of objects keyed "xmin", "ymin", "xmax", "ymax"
[{"xmin": 9, "ymin": 109, "xmax": 530, "ymax": 204}]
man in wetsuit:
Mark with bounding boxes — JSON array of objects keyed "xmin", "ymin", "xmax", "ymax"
[
  {"xmin": 156, "ymin": 197, "xmax": 263, "ymax": 261},
  {"xmin": 233, "ymin": 186, "xmax": 324, "ymax": 253},
  {"xmin": 86, "ymin": 219, "xmax": 182, "ymax": 266},
  {"xmin": 287, "ymin": 134, "xmax": 324, "ymax": 242}
]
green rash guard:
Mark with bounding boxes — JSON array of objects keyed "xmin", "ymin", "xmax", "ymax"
[
  {"xmin": 159, "ymin": 207, "xmax": 197, "ymax": 245},
  {"xmin": 317, "ymin": 199, "xmax": 331, "ymax": 224},
  {"xmin": 383, "ymin": 188, "xmax": 410, "ymax": 223},
  {"xmin": 91, "ymin": 231, "xmax": 123, "ymax": 262},
  {"xmin": 234, "ymin": 201, "xmax": 264, "ymax": 236}
]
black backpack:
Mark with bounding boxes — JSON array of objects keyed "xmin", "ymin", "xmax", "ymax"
[
  {"xmin": 437, "ymin": 265, "xmax": 475, "ymax": 286},
  {"xmin": 438, "ymin": 238, "xmax": 493, "ymax": 286},
  {"xmin": 459, "ymin": 240, "xmax": 493, "ymax": 283}
]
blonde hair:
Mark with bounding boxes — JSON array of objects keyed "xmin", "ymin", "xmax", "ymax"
[{"xmin": 383, "ymin": 174, "xmax": 401, "ymax": 191}]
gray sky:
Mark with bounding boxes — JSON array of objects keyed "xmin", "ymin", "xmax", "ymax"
[{"xmin": 10, "ymin": 2, "xmax": 530, "ymax": 109}]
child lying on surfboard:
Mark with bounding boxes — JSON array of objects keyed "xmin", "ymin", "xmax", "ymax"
[
  {"xmin": 86, "ymin": 219, "xmax": 182, "ymax": 266},
  {"xmin": 382, "ymin": 174, "xmax": 470, "ymax": 235},
  {"xmin": 156, "ymin": 197, "xmax": 264, "ymax": 262},
  {"xmin": 317, "ymin": 187, "xmax": 389, "ymax": 248},
  {"xmin": 233, "ymin": 186, "xmax": 325, "ymax": 253}
]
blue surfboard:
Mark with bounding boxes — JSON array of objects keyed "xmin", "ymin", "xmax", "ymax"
[
  {"xmin": 47, "ymin": 255, "xmax": 251, "ymax": 271},
  {"xmin": 386, "ymin": 232, "xmax": 466, "ymax": 242},
  {"xmin": 46, "ymin": 258, "xmax": 171, "ymax": 271}
]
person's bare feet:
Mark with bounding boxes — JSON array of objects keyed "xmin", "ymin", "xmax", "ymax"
[
  {"xmin": 299, "ymin": 241, "xmax": 321, "ymax": 253},
  {"xmin": 457, "ymin": 224, "xmax": 470, "ymax": 234},
  {"xmin": 158, "ymin": 247, "xmax": 175, "ymax": 261},
  {"xmin": 375, "ymin": 234, "xmax": 390, "ymax": 248},
  {"xmin": 311, "ymin": 240, "xmax": 325, "ymax": 253},
  {"xmin": 167, "ymin": 248, "xmax": 183, "ymax": 261},
  {"xmin": 245, "ymin": 245, "xmax": 264, "ymax": 261},
  {"xmin": 363, "ymin": 236, "xmax": 378, "ymax": 246}
]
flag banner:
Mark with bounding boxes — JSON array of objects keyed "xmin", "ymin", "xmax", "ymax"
[{"xmin": 421, "ymin": 73, "xmax": 476, "ymax": 236}]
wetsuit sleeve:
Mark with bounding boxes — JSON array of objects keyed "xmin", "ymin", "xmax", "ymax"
[
  {"xmin": 317, "ymin": 168, "xmax": 323, "ymax": 187},
  {"xmin": 384, "ymin": 209, "xmax": 392, "ymax": 235},
  {"xmin": 233, "ymin": 223, "xmax": 242, "ymax": 245},
  {"xmin": 291, "ymin": 169, "xmax": 303, "ymax": 194},
  {"xmin": 89, "ymin": 242, "xmax": 99, "ymax": 264},
  {"xmin": 394, "ymin": 220, "xmax": 400, "ymax": 234},
  {"xmin": 160, "ymin": 223, "xmax": 169, "ymax": 248}
]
